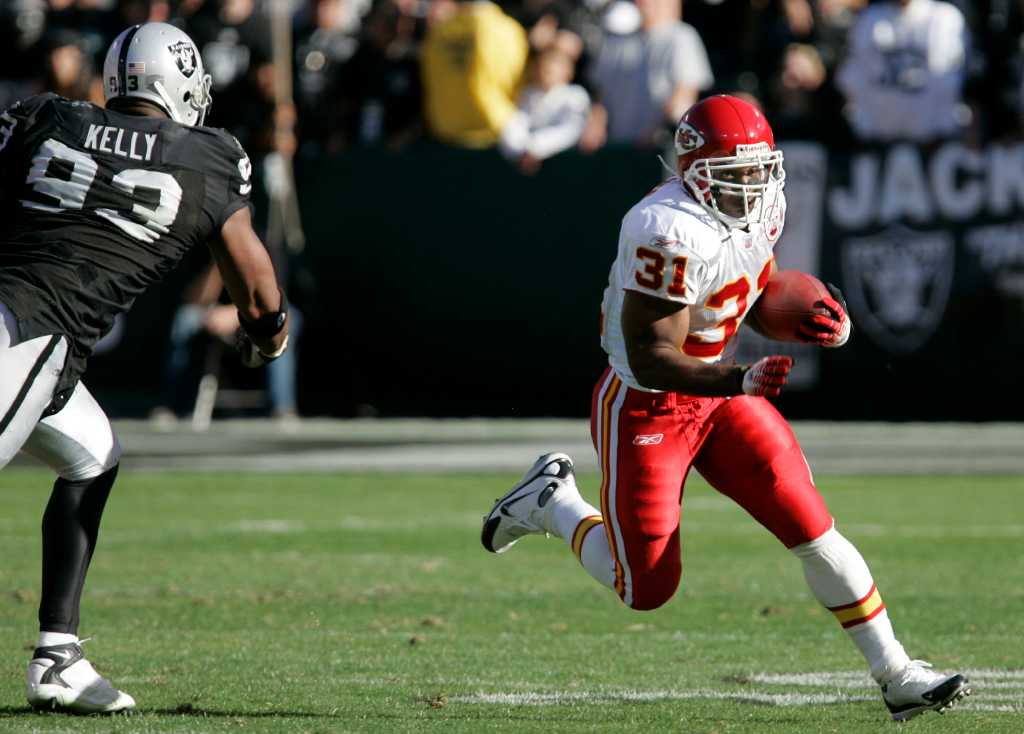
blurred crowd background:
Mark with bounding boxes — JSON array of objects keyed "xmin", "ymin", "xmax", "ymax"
[
  {"xmin": 3, "ymin": 0, "xmax": 1023, "ymax": 423},
  {"xmin": 1, "ymin": 0, "xmax": 1019, "ymax": 162}
]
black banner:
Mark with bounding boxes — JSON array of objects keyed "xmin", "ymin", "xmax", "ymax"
[
  {"xmin": 84, "ymin": 142, "xmax": 1024, "ymax": 420},
  {"xmin": 813, "ymin": 141, "xmax": 1024, "ymax": 419}
]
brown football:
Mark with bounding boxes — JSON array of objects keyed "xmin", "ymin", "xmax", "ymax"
[{"xmin": 749, "ymin": 270, "xmax": 831, "ymax": 342}]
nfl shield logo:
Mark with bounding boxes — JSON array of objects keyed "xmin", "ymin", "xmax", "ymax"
[
  {"xmin": 840, "ymin": 226, "xmax": 954, "ymax": 354},
  {"xmin": 168, "ymin": 41, "xmax": 197, "ymax": 78}
]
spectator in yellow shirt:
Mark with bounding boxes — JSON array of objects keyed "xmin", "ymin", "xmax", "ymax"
[{"xmin": 421, "ymin": 0, "xmax": 529, "ymax": 148}]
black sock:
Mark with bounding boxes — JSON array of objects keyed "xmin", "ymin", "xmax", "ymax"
[{"xmin": 38, "ymin": 464, "xmax": 119, "ymax": 635}]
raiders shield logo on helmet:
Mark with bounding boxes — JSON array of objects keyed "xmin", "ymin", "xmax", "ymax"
[
  {"xmin": 168, "ymin": 40, "xmax": 197, "ymax": 78},
  {"xmin": 674, "ymin": 121, "xmax": 704, "ymax": 155}
]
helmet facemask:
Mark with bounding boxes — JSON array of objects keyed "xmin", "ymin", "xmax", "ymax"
[
  {"xmin": 683, "ymin": 143, "xmax": 786, "ymax": 231},
  {"xmin": 153, "ymin": 71, "xmax": 212, "ymax": 126}
]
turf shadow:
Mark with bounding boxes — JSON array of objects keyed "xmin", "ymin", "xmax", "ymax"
[
  {"xmin": 0, "ymin": 706, "xmax": 330, "ymax": 719},
  {"xmin": 151, "ymin": 706, "xmax": 331, "ymax": 718}
]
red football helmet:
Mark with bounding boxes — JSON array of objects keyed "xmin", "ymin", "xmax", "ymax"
[{"xmin": 674, "ymin": 95, "xmax": 785, "ymax": 230}]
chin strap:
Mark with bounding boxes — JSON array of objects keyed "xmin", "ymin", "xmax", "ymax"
[
  {"xmin": 150, "ymin": 81, "xmax": 185, "ymax": 124},
  {"xmin": 656, "ymin": 154, "xmax": 678, "ymax": 178}
]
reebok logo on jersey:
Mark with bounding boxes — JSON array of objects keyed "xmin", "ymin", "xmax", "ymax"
[
  {"xmin": 633, "ymin": 434, "xmax": 664, "ymax": 446},
  {"xmin": 649, "ymin": 235, "xmax": 682, "ymax": 249}
]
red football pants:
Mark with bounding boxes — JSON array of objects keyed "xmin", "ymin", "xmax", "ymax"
[{"xmin": 589, "ymin": 367, "xmax": 833, "ymax": 611}]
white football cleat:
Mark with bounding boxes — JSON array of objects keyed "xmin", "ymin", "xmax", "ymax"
[
  {"xmin": 881, "ymin": 660, "xmax": 970, "ymax": 721},
  {"xmin": 27, "ymin": 641, "xmax": 136, "ymax": 714},
  {"xmin": 481, "ymin": 452, "xmax": 576, "ymax": 554}
]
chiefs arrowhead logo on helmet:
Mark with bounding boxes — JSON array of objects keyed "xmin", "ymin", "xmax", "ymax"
[{"xmin": 674, "ymin": 121, "xmax": 704, "ymax": 155}]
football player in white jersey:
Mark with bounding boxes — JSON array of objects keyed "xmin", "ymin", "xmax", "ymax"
[{"xmin": 482, "ymin": 95, "xmax": 969, "ymax": 721}]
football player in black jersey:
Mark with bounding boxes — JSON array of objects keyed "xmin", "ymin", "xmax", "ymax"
[{"xmin": 0, "ymin": 22, "xmax": 290, "ymax": 713}]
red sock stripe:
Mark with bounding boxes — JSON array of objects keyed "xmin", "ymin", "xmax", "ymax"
[
  {"xmin": 828, "ymin": 583, "xmax": 878, "ymax": 612},
  {"xmin": 827, "ymin": 583, "xmax": 886, "ymax": 629},
  {"xmin": 839, "ymin": 602, "xmax": 886, "ymax": 629}
]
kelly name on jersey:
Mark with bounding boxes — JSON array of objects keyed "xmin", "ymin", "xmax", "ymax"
[{"xmin": 0, "ymin": 93, "xmax": 253, "ymax": 397}]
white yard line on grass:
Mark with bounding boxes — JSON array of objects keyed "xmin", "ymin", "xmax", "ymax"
[
  {"xmin": 450, "ymin": 669, "xmax": 1024, "ymax": 714},
  {"xmin": 749, "ymin": 670, "xmax": 1024, "ymax": 686},
  {"xmin": 450, "ymin": 690, "xmax": 875, "ymax": 706},
  {"xmin": 452, "ymin": 690, "xmax": 1021, "ymax": 714}
]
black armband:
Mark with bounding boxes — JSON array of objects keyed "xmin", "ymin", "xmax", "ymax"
[{"xmin": 239, "ymin": 288, "xmax": 288, "ymax": 340}]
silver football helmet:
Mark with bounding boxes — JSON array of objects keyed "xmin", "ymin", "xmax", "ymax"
[{"xmin": 103, "ymin": 22, "xmax": 212, "ymax": 127}]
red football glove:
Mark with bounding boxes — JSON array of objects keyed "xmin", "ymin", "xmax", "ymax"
[
  {"xmin": 741, "ymin": 356, "xmax": 794, "ymax": 397},
  {"xmin": 798, "ymin": 283, "xmax": 851, "ymax": 348}
]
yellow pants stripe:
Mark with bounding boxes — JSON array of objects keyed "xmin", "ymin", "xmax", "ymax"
[{"xmin": 597, "ymin": 373, "xmax": 625, "ymax": 597}]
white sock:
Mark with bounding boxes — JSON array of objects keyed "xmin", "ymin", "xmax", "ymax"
[
  {"xmin": 37, "ymin": 631, "xmax": 78, "ymax": 649},
  {"xmin": 549, "ymin": 478, "xmax": 615, "ymax": 589},
  {"xmin": 791, "ymin": 525, "xmax": 910, "ymax": 682},
  {"xmin": 847, "ymin": 609, "xmax": 909, "ymax": 682},
  {"xmin": 576, "ymin": 522, "xmax": 615, "ymax": 589},
  {"xmin": 549, "ymin": 483, "xmax": 600, "ymax": 541}
]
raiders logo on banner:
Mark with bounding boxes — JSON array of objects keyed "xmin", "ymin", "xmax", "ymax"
[
  {"xmin": 840, "ymin": 226, "xmax": 954, "ymax": 354},
  {"xmin": 168, "ymin": 41, "xmax": 197, "ymax": 78}
]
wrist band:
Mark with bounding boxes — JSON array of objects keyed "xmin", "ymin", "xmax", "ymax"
[{"xmin": 239, "ymin": 288, "xmax": 288, "ymax": 339}]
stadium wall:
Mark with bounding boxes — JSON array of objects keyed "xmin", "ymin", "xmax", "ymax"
[{"xmin": 89, "ymin": 142, "xmax": 1024, "ymax": 420}]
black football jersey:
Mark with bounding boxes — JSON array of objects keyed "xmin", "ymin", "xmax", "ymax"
[{"xmin": 0, "ymin": 93, "xmax": 252, "ymax": 400}]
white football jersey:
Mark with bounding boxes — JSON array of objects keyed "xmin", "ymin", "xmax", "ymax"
[{"xmin": 600, "ymin": 177, "xmax": 785, "ymax": 392}]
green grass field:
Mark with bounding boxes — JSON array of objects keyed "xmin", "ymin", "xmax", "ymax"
[{"xmin": 0, "ymin": 469, "xmax": 1020, "ymax": 733}]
